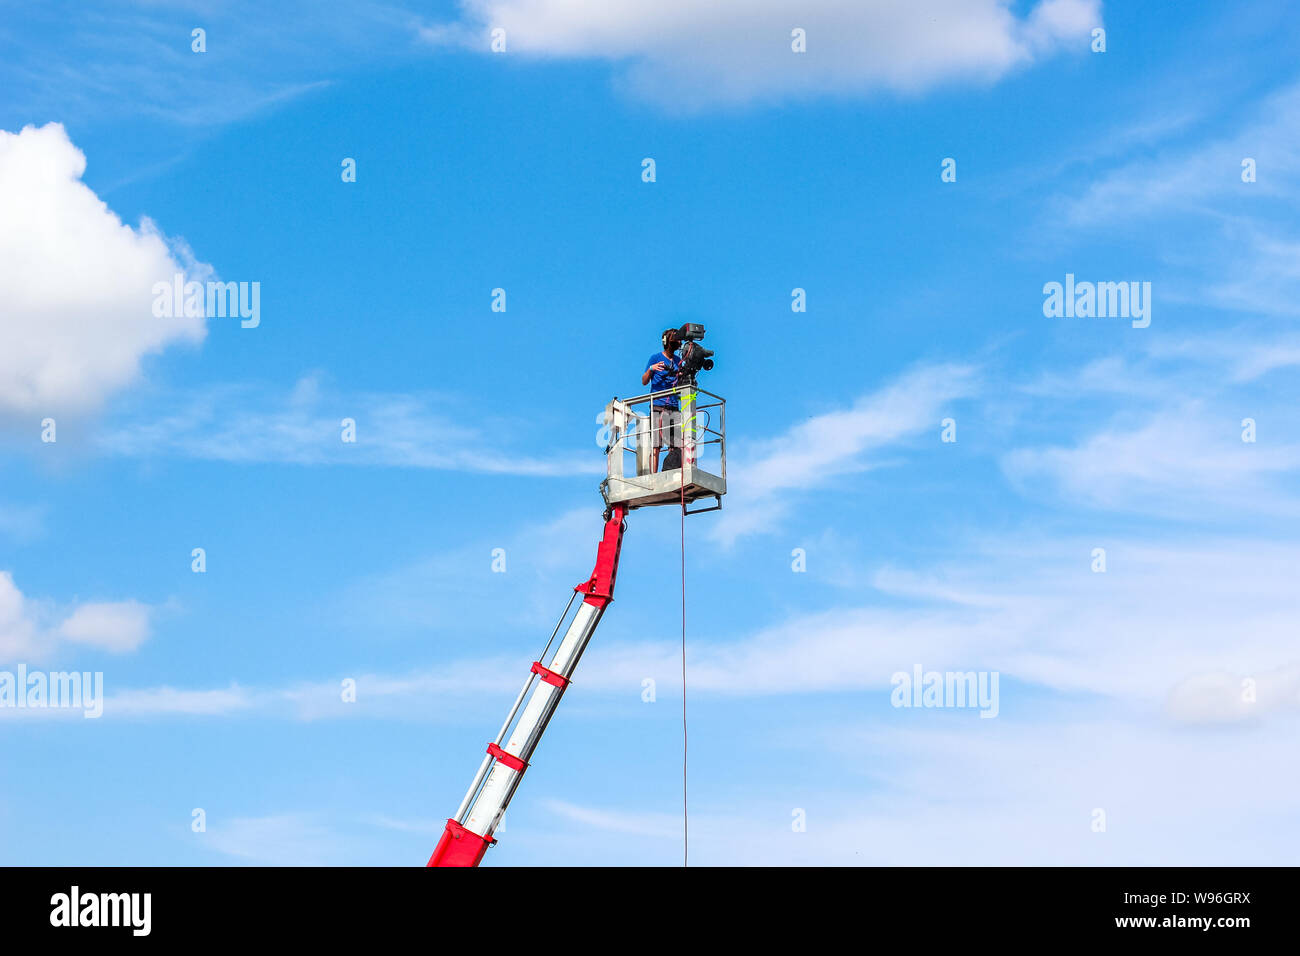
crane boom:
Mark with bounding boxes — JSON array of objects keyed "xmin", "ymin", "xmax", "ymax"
[
  {"xmin": 427, "ymin": 503, "xmax": 629, "ymax": 866},
  {"xmin": 426, "ymin": 379, "xmax": 725, "ymax": 866}
]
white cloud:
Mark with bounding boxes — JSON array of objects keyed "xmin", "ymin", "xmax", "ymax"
[
  {"xmin": 61, "ymin": 704, "xmax": 1285, "ymax": 864},
  {"xmin": 542, "ymin": 798, "xmax": 680, "ymax": 839},
  {"xmin": 563, "ymin": 535, "xmax": 1300, "ymax": 727},
  {"xmin": 332, "ymin": 505, "xmax": 602, "ymax": 637},
  {"xmin": 0, "ymin": 123, "xmax": 206, "ymax": 418},
  {"xmin": 103, "ymin": 684, "xmax": 255, "ymax": 718},
  {"xmin": 0, "ymin": 571, "xmax": 154, "ymax": 660},
  {"xmin": 712, "ymin": 362, "xmax": 978, "ymax": 542},
  {"xmin": 58, "ymin": 600, "xmax": 152, "ymax": 653},
  {"xmin": 20, "ymin": 530, "xmax": 1300, "ymax": 729},
  {"xmin": 1166, "ymin": 665, "xmax": 1300, "ymax": 725},
  {"xmin": 3, "ymin": 4, "xmax": 391, "ymax": 131},
  {"xmin": 1002, "ymin": 404, "xmax": 1300, "ymax": 515},
  {"xmin": 0, "ymin": 573, "xmax": 41, "ymax": 660},
  {"xmin": 1120, "ymin": 330, "xmax": 1300, "ymax": 385},
  {"xmin": 421, "ymin": 0, "xmax": 1098, "ymax": 109},
  {"xmin": 544, "ymin": 714, "xmax": 1300, "ymax": 864},
  {"xmin": 173, "ymin": 709, "xmax": 1300, "ymax": 865},
  {"xmin": 1202, "ymin": 225, "xmax": 1300, "ymax": 318},
  {"xmin": 203, "ymin": 813, "xmax": 339, "ymax": 866},
  {"xmin": 96, "ymin": 375, "xmax": 596, "ymax": 477},
  {"xmin": 1052, "ymin": 80, "xmax": 1300, "ymax": 317},
  {"xmin": 12, "ymin": 664, "xmax": 521, "ymax": 722},
  {"xmin": 1060, "ymin": 83, "xmax": 1300, "ymax": 228},
  {"xmin": 822, "ymin": 719, "xmax": 1300, "ymax": 865}
]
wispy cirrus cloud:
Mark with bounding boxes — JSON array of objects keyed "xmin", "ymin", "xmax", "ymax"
[
  {"xmin": 542, "ymin": 798, "xmax": 680, "ymax": 839},
  {"xmin": 102, "ymin": 683, "xmax": 257, "ymax": 719},
  {"xmin": 1, "ymin": 662, "xmax": 522, "ymax": 723},
  {"xmin": 575, "ymin": 535, "xmax": 1300, "ymax": 719},
  {"xmin": 47, "ymin": 530, "xmax": 1300, "ymax": 728},
  {"xmin": 998, "ymin": 325, "xmax": 1300, "ymax": 518},
  {"xmin": 1003, "ymin": 404, "xmax": 1300, "ymax": 516},
  {"xmin": 202, "ymin": 812, "xmax": 341, "ymax": 866},
  {"xmin": 1052, "ymin": 78, "xmax": 1300, "ymax": 317},
  {"xmin": 1058, "ymin": 82, "xmax": 1300, "ymax": 227},
  {"xmin": 543, "ymin": 712, "xmax": 1300, "ymax": 864},
  {"xmin": 95, "ymin": 373, "xmax": 599, "ymax": 477},
  {"xmin": 1, "ymin": 2, "xmax": 410, "ymax": 130},
  {"xmin": 184, "ymin": 711, "xmax": 1300, "ymax": 866},
  {"xmin": 712, "ymin": 362, "xmax": 979, "ymax": 544},
  {"xmin": 332, "ymin": 505, "xmax": 604, "ymax": 637},
  {"xmin": 825, "ymin": 719, "xmax": 1300, "ymax": 865}
]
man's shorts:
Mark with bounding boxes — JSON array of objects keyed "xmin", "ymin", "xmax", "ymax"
[{"xmin": 651, "ymin": 405, "xmax": 682, "ymax": 449}]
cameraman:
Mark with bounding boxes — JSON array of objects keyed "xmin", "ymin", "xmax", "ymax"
[{"xmin": 642, "ymin": 328, "xmax": 683, "ymax": 472}]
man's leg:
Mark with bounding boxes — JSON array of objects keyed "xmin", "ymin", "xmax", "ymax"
[
  {"xmin": 650, "ymin": 406, "xmax": 663, "ymax": 473},
  {"xmin": 657, "ymin": 408, "xmax": 683, "ymax": 471}
]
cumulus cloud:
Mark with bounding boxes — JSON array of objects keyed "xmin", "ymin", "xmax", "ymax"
[
  {"xmin": 0, "ymin": 571, "xmax": 154, "ymax": 660},
  {"xmin": 58, "ymin": 600, "xmax": 152, "ymax": 653},
  {"xmin": 0, "ymin": 123, "xmax": 206, "ymax": 418},
  {"xmin": 420, "ymin": 0, "xmax": 1099, "ymax": 109},
  {"xmin": 0, "ymin": 573, "xmax": 40, "ymax": 660}
]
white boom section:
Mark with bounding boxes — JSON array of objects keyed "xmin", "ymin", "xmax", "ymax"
[{"xmin": 460, "ymin": 600, "xmax": 605, "ymax": 839}]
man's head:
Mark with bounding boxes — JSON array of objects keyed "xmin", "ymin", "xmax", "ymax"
[{"xmin": 661, "ymin": 328, "xmax": 680, "ymax": 353}]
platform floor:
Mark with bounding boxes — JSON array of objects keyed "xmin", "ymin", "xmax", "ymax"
[{"xmin": 603, "ymin": 465, "xmax": 726, "ymax": 510}]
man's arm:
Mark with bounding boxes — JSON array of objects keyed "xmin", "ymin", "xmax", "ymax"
[{"xmin": 642, "ymin": 358, "xmax": 664, "ymax": 386}]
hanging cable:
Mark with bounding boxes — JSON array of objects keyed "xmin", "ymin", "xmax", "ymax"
[{"xmin": 680, "ymin": 427, "xmax": 689, "ymax": 868}]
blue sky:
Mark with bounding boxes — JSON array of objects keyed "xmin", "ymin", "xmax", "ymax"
[{"xmin": 2, "ymin": 0, "xmax": 1300, "ymax": 865}]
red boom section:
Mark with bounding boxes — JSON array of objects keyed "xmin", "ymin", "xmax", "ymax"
[
  {"xmin": 574, "ymin": 505, "xmax": 627, "ymax": 609},
  {"xmin": 427, "ymin": 505, "xmax": 628, "ymax": 867},
  {"xmin": 427, "ymin": 819, "xmax": 492, "ymax": 867}
]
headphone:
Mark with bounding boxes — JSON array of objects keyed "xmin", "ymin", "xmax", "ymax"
[{"xmin": 661, "ymin": 328, "xmax": 679, "ymax": 350}]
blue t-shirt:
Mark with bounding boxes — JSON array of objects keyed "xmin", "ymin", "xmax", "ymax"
[{"xmin": 645, "ymin": 351, "xmax": 681, "ymax": 407}]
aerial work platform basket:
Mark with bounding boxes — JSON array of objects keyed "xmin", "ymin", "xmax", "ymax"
[{"xmin": 600, "ymin": 385, "xmax": 726, "ymax": 513}]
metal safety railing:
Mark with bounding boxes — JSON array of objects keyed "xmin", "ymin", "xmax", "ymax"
[{"xmin": 603, "ymin": 385, "xmax": 726, "ymax": 488}]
